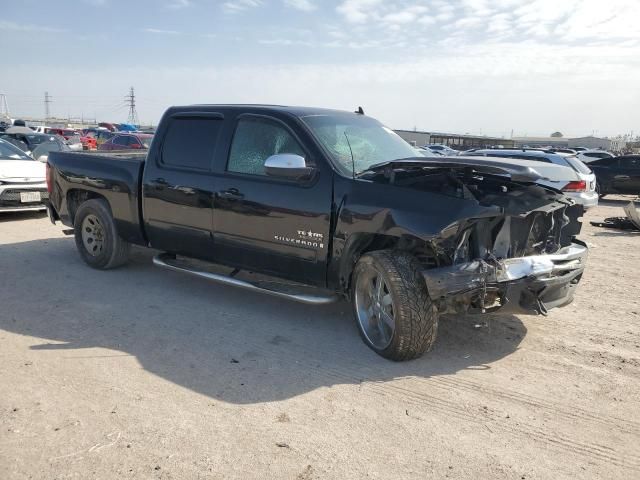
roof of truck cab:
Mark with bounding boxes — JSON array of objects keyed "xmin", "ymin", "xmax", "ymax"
[{"xmin": 171, "ymin": 104, "xmax": 362, "ymax": 117}]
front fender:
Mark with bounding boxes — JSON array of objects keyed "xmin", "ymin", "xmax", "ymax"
[{"xmin": 327, "ymin": 176, "xmax": 500, "ymax": 292}]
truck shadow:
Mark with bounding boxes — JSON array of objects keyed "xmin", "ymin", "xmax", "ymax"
[
  {"xmin": 1, "ymin": 237, "xmax": 527, "ymax": 405},
  {"xmin": 591, "ymin": 230, "xmax": 640, "ymax": 237},
  {"xmin": 0, "ymin": 211, "xmax": 47, "ymax": 223},
  {"xmin": 597, "ymin": 196, "xmax": 638, "ymax": 207}
]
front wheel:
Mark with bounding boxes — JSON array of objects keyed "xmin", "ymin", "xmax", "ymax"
[
  {"xmin": 352, "ymin": 250, "xmax": 439, "ymax": 361},
  {"xmin": 73, "ymin": 198, "xmax": 130, "ymax": 269}
]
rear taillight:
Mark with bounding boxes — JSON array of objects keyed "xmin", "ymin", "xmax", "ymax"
[
  {"xmin": 562, "ymin": 180, "xmax": 587, "ymax": 192},
  {"xmin": 46, "ymin": 162, "xmax": 53, "ymax": 193}
]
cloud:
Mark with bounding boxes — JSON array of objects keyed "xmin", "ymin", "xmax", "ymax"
[
  {"xmin": 222, "ymin": 0, "xmax": 263, "ymax": 13},
  {"xmin": 142, "ymin": 28, "xmax": 182, "ymax": 35},
  {"xmin": 337, "ymin": 0, "xmax": 384, "ymax": 24},
  {"xmin": 0, "ymin": 21, "xmax": 67, "ymax": 33},
  {"xmin": 284, "ymin": 0, "xmax": 316, "ymax": 11},
  {"xmin": 8, "ymin": 39, "xmax": 639, "ymax": 135},
  {"xmin": 165, "ymin": 0, "xmax": 192, "ymax": 9},
  {"xmin": 331, "ymin": 0, "xmax": 640, "ymax": 52},
  {"xmin": 382, "ymin": 6, "xmax": 429, "ymax": 25},
  {"xmin": 259, "ymin": 38, "xmax": 313, "ymax": 46},
  {"xmin": 5, "ymin": 0, "xmax": 640, "ymax": 136}
]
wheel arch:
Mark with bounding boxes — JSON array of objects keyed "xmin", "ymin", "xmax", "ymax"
[
  {"xmin": 336, "ymin": 232, "xmax": 435, "ymax": 298},
  {"xmin": 66, "ymin": 189, "xmax": 110, "ymax": 225}
]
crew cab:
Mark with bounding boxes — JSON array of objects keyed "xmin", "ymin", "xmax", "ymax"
[{"xmin": 46, "ymin": 105, "xmax": 588, "ymax": 361}]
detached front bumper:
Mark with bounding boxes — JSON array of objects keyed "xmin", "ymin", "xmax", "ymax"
[{"xmin": 422, "ymin": 241, "xmax": 588, "ymax": 315}]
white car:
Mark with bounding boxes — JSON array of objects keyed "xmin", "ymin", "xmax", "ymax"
[
  {"xmin": 414, "ymin": 147, "xmax": 440, "ymax": 157},
  {"xmin": 423, "ymin": 144, "xmax": 459, "ymax": 156},
  {"xmin": 0, "ymin": 138, "xmax": 48, "ymax": 213},
  {"xmin": 576, "ymin": 150, "xmax": 615, "ymax": 163},
  {"xmin": 463, "ymin": 149, "xmax": 599, "ymax": 209}
]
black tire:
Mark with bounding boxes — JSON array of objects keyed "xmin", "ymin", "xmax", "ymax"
[
  {"xmin": 351, "ymin": 250, "xmax": 438, "ymax": 361},
  {"xmin": 596, "ymin": 181, "xmax": 606, "ymax": 199},
  {"xmin": 73, "ymin": 198, "xmax": 130, "ymax": 269}
]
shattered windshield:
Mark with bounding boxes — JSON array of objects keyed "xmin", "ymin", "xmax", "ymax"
[{"xmin": 302, "ymin": 114, "xmax": 418, "ymax": 176}]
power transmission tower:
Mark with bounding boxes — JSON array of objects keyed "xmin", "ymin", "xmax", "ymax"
[
  {"xmin": 125, "ymin": 86, "xmax": 139, "ymax": 126},
  {"xmin": 0, "ymin": 93, "xmax": 10, "ymax": 119},
  {"xmin": 44, "ymin": 91, "xmax": 53, "ymax": 119}
]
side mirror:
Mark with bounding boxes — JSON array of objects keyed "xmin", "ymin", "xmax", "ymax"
[
  {"xmin": 264, "ymin": 154, "xmax": 314, "ymax": 180},
  {"xmin": 37, "ymin": 155, "xmax": 48, "ymax": 163}
]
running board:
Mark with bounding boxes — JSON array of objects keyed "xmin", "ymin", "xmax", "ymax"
[{"xmin": 153, "ymin": 253, "xmax": 338, "ymax": 305}]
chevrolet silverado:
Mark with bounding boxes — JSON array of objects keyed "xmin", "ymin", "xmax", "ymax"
[{"xmin": 46, "ymin": 105, "xmax": 588, "ymax": 360}]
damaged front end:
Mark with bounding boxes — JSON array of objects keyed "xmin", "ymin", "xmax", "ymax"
[
  {"xmin": 421, "ymin": 177, "xmax": 587, "ymax": 316},
  {"xmin": 367, "ymin": 158, "xmax": 589, "ymax": 316}
]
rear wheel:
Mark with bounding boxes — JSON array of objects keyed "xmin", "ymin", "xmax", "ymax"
[
  {"xmin": 352, "ymin": 250, "xmax": 438, "ymax": 361},
  {"xmin": 73, "ymin": 199, "xmax": 130, "ymax": 269}
]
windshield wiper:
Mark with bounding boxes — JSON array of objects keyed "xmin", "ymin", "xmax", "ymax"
[
  {"xmin": 354, "ymin": 160, "xmax": 392, "ymax": 178},
  {"xmin": 355, "ymin": 157, "xmax": 427, "ymax": 178}
]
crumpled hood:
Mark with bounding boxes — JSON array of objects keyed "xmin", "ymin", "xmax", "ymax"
[
  {"xmin": 0, "ymin": 160, "xmax": 46, "ymax": 182},
  {"xmin": 365, "ymin": 156, "xmax": 580, "ymax": 183}
]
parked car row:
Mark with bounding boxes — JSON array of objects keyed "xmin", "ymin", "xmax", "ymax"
[
  {"xmin": 0, "ymin": 129, "xmax": 78, "ymax": 156},
  {"xmin": 462, "ymin": 148, "xmax": 599, "ymax": 209},
  {"xmin": 417, "ymin": 145, "xmax": 639, "ymax": 208},
  {"xmin": 98, "ymin": 133, "xmax": 154, "ymax": 151},
  {"xmin": 46, "ymin": 128, "xmax": 98, "ymax": 151}
]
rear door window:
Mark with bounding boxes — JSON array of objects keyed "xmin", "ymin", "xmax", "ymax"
[
  {"xmin": 113, "ymin": 135, "xmax": 128, "ymax": 146},
  {"xmin": 591, "ymin": 157, "xmax": 615, "ymax": 167},
  {"xmin": 564, "ymin": 156, "xmax": 592, "ymax": 174},
  {"xmin": 584, "ymin": 152, "xmax": 608, "ymax": 159},
  {"xmin": 161, "ymin": 117, "xmax": 222, "ymax": 171},
  {"xmin": 619, "ymin": 157, "xmax": 640, "ymax": 169}
]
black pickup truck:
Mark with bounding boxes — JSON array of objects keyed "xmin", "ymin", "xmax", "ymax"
[{"xmin": 46, "ymin": 105, "xmax": 588, "ymax": 361}]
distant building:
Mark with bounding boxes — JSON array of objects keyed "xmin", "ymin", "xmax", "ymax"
[
  {"xmin": 567, "ymin": 136, "xmax": 611, "ymax": 150},
  {"xmin": 513, "ymin": 135, "xmax": 611, "ymax": 150},
  {"xmin": 395, "ymin": 129, "xmax": 514, "ymax": 150},
  {"xmin": 512, "ymin": 136, "xmax": 569, "ymax": 148}
]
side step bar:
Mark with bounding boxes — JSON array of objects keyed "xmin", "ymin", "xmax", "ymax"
[{"xmin": 153, "ymin": 253, "xmax": 338, "ymax": 305}]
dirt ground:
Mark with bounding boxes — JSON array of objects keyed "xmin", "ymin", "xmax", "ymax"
[{"xmin": 1, "ymin": 197, "xmax": 639, "ymax": 479}]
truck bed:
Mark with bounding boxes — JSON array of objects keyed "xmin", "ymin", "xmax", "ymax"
[{"xmin": 47, "ymin": 150, "xmax": 147, "ymax": 245}]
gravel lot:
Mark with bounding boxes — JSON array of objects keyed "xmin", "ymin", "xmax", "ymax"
[{"xmin": 1, "ymin": 198, "xmax": 639, "ymax": 479}]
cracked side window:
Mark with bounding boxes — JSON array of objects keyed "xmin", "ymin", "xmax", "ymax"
[{"xmin": 227, "ymin": 117, "xmax": 304, "ymax": 176}]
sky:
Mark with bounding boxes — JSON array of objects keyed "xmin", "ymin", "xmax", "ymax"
[{"xmin": 1, "ymin": 0, "xmax": 639, "ymax": 137}]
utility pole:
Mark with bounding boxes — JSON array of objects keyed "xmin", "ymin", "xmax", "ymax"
[
  {"xmin": 0, "ymin": 93, "xmax": 10, "ymax": 119},
  {"xmin": 44, "ymin": 91, "xmax": 52, "ymax": 120},
  {"xmin": 125, "ymin": 86, "xmax": 139, "ymax": 126}
]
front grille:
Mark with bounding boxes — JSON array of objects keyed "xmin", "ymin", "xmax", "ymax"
[{"xmin": 0, "ymin": 188, "xmax": 49, "ymax": 207}]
